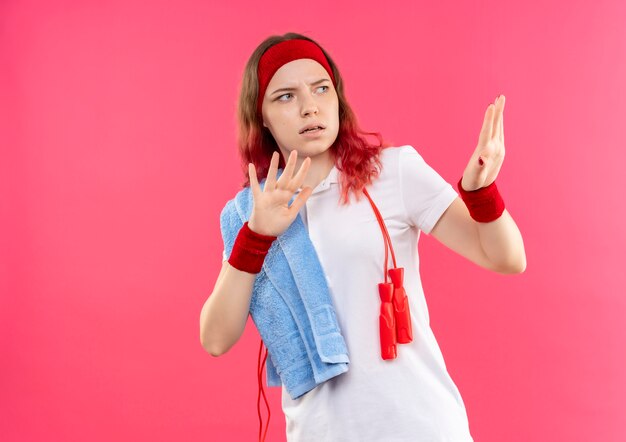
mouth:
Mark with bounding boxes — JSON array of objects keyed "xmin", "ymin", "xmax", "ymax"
[{"xmin": 299, "ymin": 125, "xmax": 326, "ymax": 134}]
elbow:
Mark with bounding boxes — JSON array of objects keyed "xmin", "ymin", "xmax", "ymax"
[
  {"xmin": 200, "ymin": 327, "xmax": 236, "ymax": 357},
  {"xmin": 494, "ymin": 256, "xmax": 527, "ymax": 274},
  {"xmin": 200, "ymin": 300, "xmax": 228, "ymax": 357},
  {"xmin": 208, "ymin": 347, "xmax": 225, "ymax": 358},
  {"xmin": 201, "ymin": 338, "xmax": 226, "ymax": 357},
  {"xmin": 514, "ymin": 253, "xmax": 528, "ymax": 274},
  {"xmin": 200, "ymin": 325, "xmax": 228, "ymax": 357},
  {"xmin": 508, "ymin": 261, "xmax": 527, "ymax": 274}
]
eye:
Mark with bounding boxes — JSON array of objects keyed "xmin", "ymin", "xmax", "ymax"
[
  {"xmin": 317, "ymin": 85, "xmax": 329, "ymax": 93},
  {"xmin": 277, "ymin": 93, "xmax": 293, "ymax": 102}
]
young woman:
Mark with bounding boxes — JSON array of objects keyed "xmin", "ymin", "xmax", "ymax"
[{"xmin": 200, "ymin": 32, "xmax": 526, "ymax": 442}]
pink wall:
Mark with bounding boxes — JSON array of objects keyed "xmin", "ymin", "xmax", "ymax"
[{"xmin": 2, "ymin": 0, "xmax": 625, "ymax": 441}]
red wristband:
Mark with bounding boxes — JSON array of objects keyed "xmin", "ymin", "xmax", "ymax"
[
  {"xmin": 228, "ymin": 221, "xmax": 277, "ymax": 274},
  {"xmin": 457, "ymin": 178, "xmax": 505, "ymax": 222}
]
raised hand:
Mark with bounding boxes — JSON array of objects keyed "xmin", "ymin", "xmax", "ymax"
[
  {"xmin": 247, "ymin": 150, "xmax": 313, "ymax": 237},
  {"xmin": 461, "ymin": 95, "xmax": 506, "ymax": 191}
]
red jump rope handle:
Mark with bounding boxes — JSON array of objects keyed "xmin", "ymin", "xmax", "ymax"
[
  {"xmin": 379, "ymin": 282, "xmax": 397, "ymax": 360},
  {"xmin": 388, "ymin": 267, "xmax": 413, "ymax": 344}
]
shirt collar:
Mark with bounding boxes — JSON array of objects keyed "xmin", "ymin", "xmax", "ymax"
[{"xmin": 299, "ymin": 164, "xmax": 338, "ymax": 195}]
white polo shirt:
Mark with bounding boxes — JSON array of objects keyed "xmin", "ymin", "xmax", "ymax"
[{"xmin": 223, "ymin": 145, "xmax": 473, "ymax": 441}]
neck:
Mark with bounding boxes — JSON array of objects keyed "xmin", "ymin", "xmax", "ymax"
[{"xmin": 284, "ymin": 149, "xmax": 335, "ymax": 190}]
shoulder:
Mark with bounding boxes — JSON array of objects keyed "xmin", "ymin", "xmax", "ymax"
[
  {"xmin": 392, "ymin": 143, "xmax": 454, "ymax": 195},
  {"xmin": 366, "ymin": 144, "xmax": 424, "ymax": 182},
  {"xmin": 219, "ymin": 198, "xmax": 236, "ymax": 228},
  {"xmin": 220, "ymin": 186, "xmax": 251, "ymax": 217},
  {"xmin": 377, "ymin": 144, "xmax": 426, "ymax": 177},
  {"xmin": 379, "ymin": 144, "xmax": 424, "ymax": 163}
]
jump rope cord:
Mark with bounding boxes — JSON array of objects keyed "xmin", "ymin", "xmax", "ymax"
[
  {"xmin": 362, "ymin": 188, "xmax": 397, "ymax": 277},
  {"xmin": 257, "ymin": 340, "xmax": 270, "ymax": 442}
]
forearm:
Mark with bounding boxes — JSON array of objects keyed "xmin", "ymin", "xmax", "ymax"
[
  {"xmin": 200, "ymin": 263, "xmax": 256, "ymax": 356},
  {"xmin": 477, "ymin": 209, "xmax": 526, "ymax": 273}
]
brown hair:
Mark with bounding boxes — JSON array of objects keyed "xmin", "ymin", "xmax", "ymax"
[{"xmin": 236, "ymin": 32, "xmax": 392, "ymax": 205}]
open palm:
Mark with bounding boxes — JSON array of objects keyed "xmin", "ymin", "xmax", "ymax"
[
  {"xmin": 248, "ymin": 150, "xmax": 313, "ymax": 237},
  {"xmin": 461, "ymin": 95, "xmax": 506, "ymax": 191}
]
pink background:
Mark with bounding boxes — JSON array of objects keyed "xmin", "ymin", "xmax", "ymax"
[{"xmin": 2, "ymin": 0, "xmax": 625, "ymax": 441}]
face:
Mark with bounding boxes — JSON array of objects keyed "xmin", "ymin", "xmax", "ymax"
[{"xmin": 261, "ymin": 58, "xmax": 340, "ymax": 162}]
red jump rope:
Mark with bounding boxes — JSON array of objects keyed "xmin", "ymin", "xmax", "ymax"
[{"xmin": 362, "ymin": 187, "xmax": 414, "ymax": 359}]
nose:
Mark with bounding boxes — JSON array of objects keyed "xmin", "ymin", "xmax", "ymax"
[{"xmin": 300, "ymin": 90, "xmax": 319, "ymax": 117}]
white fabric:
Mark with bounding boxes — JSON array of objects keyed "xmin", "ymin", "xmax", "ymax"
[{"xmin": 223, "ymin": 145, "xmax": 473, "ymax": 441}]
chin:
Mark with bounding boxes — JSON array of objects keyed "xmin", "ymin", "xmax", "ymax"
[{"xmin": 306, "ymin": 141, "xmax": 335, "ymax": 156}]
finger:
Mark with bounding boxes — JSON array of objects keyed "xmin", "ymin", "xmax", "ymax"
[
  {"xmin": 278, "ymin": 150, "xmax": 298, "ymax": 187},
  {"xmin": 478, "ymin": 103, "xmax": 495, "ymax": 147},
  {"xmin": 265, "ymin": 151, "xmax": 279, "ymax": 191},
  {"xmin": 498, "ymin": 96, "xmax": 505, "ymax": 143},
  {"xmin": 491, "ymin": 97, "xmax": 502, "ymax": 140},
  {"xmin": 291, "ymin": 156, "xmax": 312, "ymax": 191},
  {"xmin": 248, "ymin": 163, "xmax": 261, "ymax": 199}
]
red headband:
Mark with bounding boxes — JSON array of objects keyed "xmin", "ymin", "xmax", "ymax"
[{"xmin": 256, "ymin": 39, "xmax": 336, "ymax": 115}]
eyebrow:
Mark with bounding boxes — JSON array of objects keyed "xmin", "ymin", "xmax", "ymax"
[{"xmin": 269, "ymin": 78, "xmax": 330, "ymax": 96}]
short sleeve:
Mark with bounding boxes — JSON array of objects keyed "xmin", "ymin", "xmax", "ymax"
[
  {"xmin": 222, "ymin": 249, "xmax": 228, "ymax": 262},
  {"xmin": 398, "ymin": 145, "xmax": 459, "ymax": 234}
]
